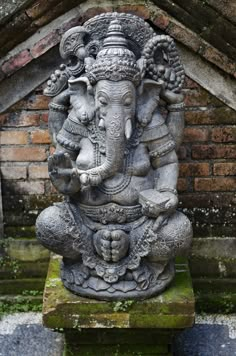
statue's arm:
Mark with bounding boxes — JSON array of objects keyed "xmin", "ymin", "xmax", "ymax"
[
  {"xmin": 150, "ymin": 147, "xmax": 179, "ymax": 194},
  {"xmin": 140, "ymin": 136, "xmax": 179, "ymax": 231},
  {"xmin": 48, "ymin": 89, "xmax": 70, "ymax": 146}
]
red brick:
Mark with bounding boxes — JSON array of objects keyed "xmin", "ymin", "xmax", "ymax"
[
  {"xmin": 117, "ymin": 5, "xmax": 150, "ymax": 19},
  {"xmin": 78, "ymin": 7, "xmax": 113, "ymax": 24},
  {"xmin": 185, "ymin": 107, "xmax": 236, "ymax": 125},
  {"xmin": 167, "ymin": 20, "xmax": 201, "ymax": 52},
  {"xmin": 179, "ymin": 163, "xmax": 210, "ymax": 177},
  {"xmin": 153, "ymin": 9, "xmax": 170, "ymax": 30},
  {"xmin": 213, "ymin": 163, "xmax": 236, "ymax": 176},
  {"xmin": 31, "ymin": 130, "xmax": 51, "ymax": 144},
  {"xmin": 1, "ymin": 131, "xmax": 28, "ymax": 145},
  {"xmin": 1, "ymin": 49, "xmax": 32, "ymax": 76},
  {"xmin": 41, "ymin": 112, "xmax": 49, "ymax": 123},
  {"xmin": 57, "ymin": 16, "xmax": 80, "ymax": 35},
  {"xmin": 0, "ymin": 147, "xmax": 46, "ymax": 162},
  {"xmin": 177, "ymin": 178, "xmax": 188, "ymax": 192},
  {"xmin": 26, "ymin": 0, "xmax": 59, "ymax": 19},
  {"xmin": 183, "ymin": 127, "xmax": 209, "ymax": 142},
  {"xmin": 192, "ymin": 145, "xmax": 236, "ymax": 159},
  {"xmin": 28, "ymin": 164, "xmax": 49, "ymax": 179},
  {"xmin": 203, "ymin": 46, "xmax": 235, "ymax": 76},
  {"xmin": 184, "ymin": 89, "xmax": 221, "ymax": 107},
  {"xmin": 184, "ymin": 77, "xmax": 199, "ymax": 89},
  {"xmin": 47, "ymin": 181, "xmax": 58, "ymax": 194},
  {"xmin": 0, "ymin": 166, "xmax": 27, "ymax": 179},
  {"xmin": 31, "ymin": 31, "xmax": 60, "ymax": 58},
  {"xmin": 49, "ymin": 146, "xmax": 56, "ymax": 155},
  {"xmin": 10, "ymin": 94, "xmax": 50, "ymax": 111},
  {"xmin": 0, "ymin": 68, "xmax": 5, "ymax": 82},
  {"xmin": 11, "ymin": 95, "xmax": 50, "ymax": 111},
  {"xmin": 177, "ymin": 146, "xmax": 187, "ymax": 160},
  {"xmin": 185, "ymin": 106, "xmax": 236, "ymax": 125},
  {"xmin": 0, "ymin": 113, "xmax": 8, "ymax": 126},
  {"xmin": 211, "ymin": 127, "xmax": 236, "ymax": 143},
  {"xmin": 28, "ymin": 95, "xmax": 50, "ymax": 110},
  {"xmin": 194, "ymin": 177, "xmax": 236, "ymax": 191},
  {"xmin": 1, "ymin": 112, "xmax": 40, "ymax": 127}
]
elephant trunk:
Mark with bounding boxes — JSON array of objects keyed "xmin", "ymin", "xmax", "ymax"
[{"xmin": 79, "ymin": 114, "xmax": 129, "ymax": 187}]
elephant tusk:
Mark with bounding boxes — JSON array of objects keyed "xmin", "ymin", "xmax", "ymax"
[
  {"xmin": 98, "ymin": 118, "xmax": 105, "ymax": 130},
  {"xmin": 125, "ymin": 119, "xmax": 132, "ymax": 140}
]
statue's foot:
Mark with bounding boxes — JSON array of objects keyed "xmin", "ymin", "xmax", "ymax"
[{"xmin": 93, "ymin": 229, "xmax": 129, "ymax": 262}]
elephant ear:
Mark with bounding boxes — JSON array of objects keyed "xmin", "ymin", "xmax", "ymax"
[
  {"xmin": 68, "ymin": 76, "xmax": 95, "ymax": 125},
  {"xmin": 136, "ymin": 79, "xmax": 164, "ymax": 127}
]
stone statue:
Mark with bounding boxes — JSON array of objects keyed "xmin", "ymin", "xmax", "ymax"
[{"xmin": 36, "ymin": 13, "xmax": 192, "ymax": 300}]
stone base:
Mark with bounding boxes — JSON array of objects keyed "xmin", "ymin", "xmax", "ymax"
[
  {"xmin": 43, "ymin": 254, "xmax": 195, "ymax": 355},
  {"xmin": 61, "ymin": 258, "xmax": 175, "ymax": 301}
]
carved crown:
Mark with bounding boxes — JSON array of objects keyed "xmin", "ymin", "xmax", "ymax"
[{"xmin": 85, "ymin": 19, "xmax": 141, "ymax": 85}]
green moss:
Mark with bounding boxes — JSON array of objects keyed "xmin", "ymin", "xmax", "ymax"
[
  {"xmin": 0, "ymin": 255, "xmax": 22, "ymax": 278},
  {"xmin": 0, "ymin": 295, "xmax": 43, "ymax": 318},
  {"xmin": 4, "ymin": 226, "xmax": 36, "ymax": 238},
  {"xmin": 0, "ymin": 278, "xmax": 45, "ymax": 295},
  {"xmin": 64, "ymin": 342, "xmax": 169, "ymax": 355},
  {"xmin": 196, "ymin": 291, "xmax": 236, "ymax": 314},
  {"xmin": 112, "ymin": 300, "xmax": 135, "ymax": 312},
  {"xmin": 43, "ymin": 256, "xmax": 195, "ymax": 329}
]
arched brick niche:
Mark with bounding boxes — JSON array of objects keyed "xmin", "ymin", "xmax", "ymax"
[{"xmin": 0, "ymin": 1, "xmax": 236, "ymax": 312}]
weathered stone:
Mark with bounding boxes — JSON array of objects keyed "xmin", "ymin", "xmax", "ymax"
[
  {"xmin": 0, "ymin": 166, "xmax": 27, "ymax": 180},
  {"xmin": 0, "ymin": 46, "xmax": 62, "ymax": 113},
  {"xmin": 0, "ymin": 0, "xmax": 32, "ymax": 26},
  {"xmin": 1, "ymin": 50, "xmax": 33, "ymax": 76},
  {"xmin": 5, "ymin": 238, "xmax": 49, "ymax": 262},
  {"xmin": 4, "ymin": 225, "xmax": 36, "ymax": 239},
  {"xmin": 0, "ymin": 278, "xmax": 45, "ymax": 295},
  {"xmin": 0, "ymin": 147, "xmax": 47, "ymax": 162},
  {"xmin": 43, "ymin": 255, "xmax": 195, "ymax": 329},
  {"xmin": 0, "ymin": 260, "xmax": 49, "ymax": 279},
  {"xmin": 206, "ymin": 0, "xmax": 236, "ymax": 26}
]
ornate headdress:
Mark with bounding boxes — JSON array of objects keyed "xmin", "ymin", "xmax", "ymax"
[{"xmin": 85, "ymin": 19, "xmax": 141, "ymax": 86}]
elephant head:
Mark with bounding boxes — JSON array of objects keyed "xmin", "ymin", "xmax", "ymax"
[
  {"xmin": 69, "ymin": 77, "xmax": 162, "ymax": 188},
  {"xmin": 67, "ymin": 19, "xmax": 163, "ymax": 187}
]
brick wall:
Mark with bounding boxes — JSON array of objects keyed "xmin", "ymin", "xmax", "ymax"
[
  {"xmin": 1, "ymin": 76, "xmax": 235, "ymax": 247},
  {"xmin": 0, "ymin": 84, "xmax": 62, "ymax": 240},
  {"xmin": 2, "ymin": 77, "xmax": 235, "ymax": 240}
]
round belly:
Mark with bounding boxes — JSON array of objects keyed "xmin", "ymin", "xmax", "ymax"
[{"xmin": 77, "ymin": 170, "xmax": 154, "ymax": 206}]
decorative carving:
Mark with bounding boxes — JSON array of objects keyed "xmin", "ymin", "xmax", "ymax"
[{"xmin": 36, "ymin": 13, "xmax": 192, "ymax": 300}]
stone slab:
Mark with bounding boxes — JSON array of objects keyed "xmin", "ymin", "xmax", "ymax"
[{"xmin": 43, "ymin": 254, "xmax": 195, "ymax": 330}]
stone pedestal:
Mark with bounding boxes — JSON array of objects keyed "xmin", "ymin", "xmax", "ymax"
[{"xmin": 43, "ymin": 254, "xmax": 195, "ymax": 355}]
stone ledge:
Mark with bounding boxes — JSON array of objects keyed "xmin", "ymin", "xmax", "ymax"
[{"xmin": 42, "ymin": 254, "xmax": 195, "ymax": 330}]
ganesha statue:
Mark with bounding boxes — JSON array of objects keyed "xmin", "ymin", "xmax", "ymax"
[{"xmin": 36, "ymin": 13, "xmax": 192, "ymax": 300}]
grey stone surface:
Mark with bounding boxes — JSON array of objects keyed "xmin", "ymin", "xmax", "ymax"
[
  {"xmin": 179, "ymin": 43, "xmax": 236, "ymax": 111},
  {"xmin": 0, "ymin": 313, "xmax": 64, "ymax": 356},
  {"xmin": 0, "ymin": 47, "xmax": 61, "ymax": 113},
  {"xmin": 0, "ymin": 0, "xmax": 32, "ymax": 26},
  {"xmin": 174, "ymin": 314, "xmax": 236, "ymax": 356},
  {"xmin": 0, "ymin": 312, "xmax": 235, "ymax": 355}
]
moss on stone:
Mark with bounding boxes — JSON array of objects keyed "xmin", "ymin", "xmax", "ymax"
[{"xmin": 43, "ymin": 255, "xmax": 195, "ymax": 330}]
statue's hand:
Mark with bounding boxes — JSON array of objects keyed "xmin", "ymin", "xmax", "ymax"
[
  {"xmin": 160, "ymin": 88, "xmax": 184, "ymax": 105},
  {"xmin": 48, "ymin": 152, "xmax": 80, "ymax": 194},
  {"xmin": 140, "ymin": 190, "xmax": 178, "ymax": 218},
  {"xmin": 158, "ymin": 191, "xmax": 178, "ymax": 211}
]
